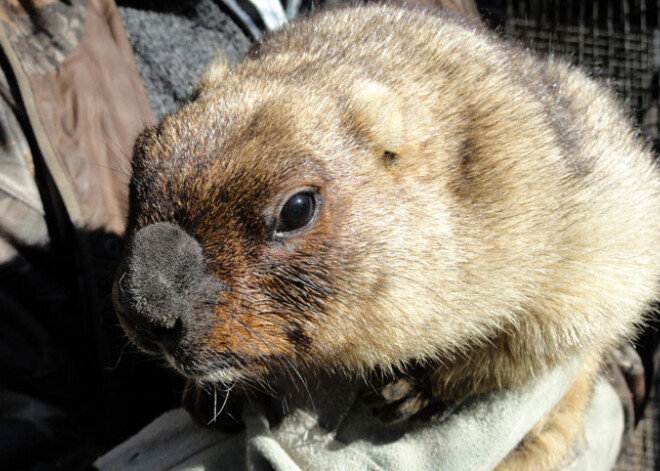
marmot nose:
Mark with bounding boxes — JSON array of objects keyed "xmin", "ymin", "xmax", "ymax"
[{"xmin": 112, "ymin": 222, "xmax": 208, "ymax": 352}]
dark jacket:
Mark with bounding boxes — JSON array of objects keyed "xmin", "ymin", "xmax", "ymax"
[{"xmin": 0, "ymin": 1, "xmax": 199, "ymax": 468}]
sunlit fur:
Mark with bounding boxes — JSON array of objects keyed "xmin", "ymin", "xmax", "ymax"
[{"xmin": 127, "ymin": 5, "xmax": 660, "ymax": 469}]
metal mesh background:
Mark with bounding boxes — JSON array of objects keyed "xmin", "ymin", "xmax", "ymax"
[
  {"xmin": 616, "ymin": 379, "xmax": 660, "ymax": 470},
  {"xmin": 478, "ymin": 1, "xmax": 660, "ymax": 469},
  {"xmin": 480, "ymin": 0, "xmax": 660, "ymax": 149}
]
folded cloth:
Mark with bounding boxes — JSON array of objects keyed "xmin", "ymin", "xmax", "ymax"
[{"xmin": 95, "ymin": 361, "xmax": 622, "ymax": 471}]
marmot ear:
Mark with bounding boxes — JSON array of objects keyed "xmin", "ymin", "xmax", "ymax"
[
  {"xmin": 192, "ymin": 56, "xmax": 229, "ymax": 99},
  {"xmin": 349, "ymin": 81, "xmax": 411, "ymax": 157}
]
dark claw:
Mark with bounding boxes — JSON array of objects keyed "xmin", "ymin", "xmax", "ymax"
[
  {"xmin": 362, "ymin": 364, "xmax": 459, "ymax": 425},
  {"xmin": 373, "ymin": 393, "xmax": 430, "ymax": 423}
]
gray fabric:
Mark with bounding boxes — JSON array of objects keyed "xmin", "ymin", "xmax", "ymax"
[
  {"xmin": 565, "ymin": 376, "xmax": 624, "ymax": 471},
  {"xmin": 95, "ymin": 360, "xmax": 623, "ymax": 471},
  {"xmin": 117, "ymin": 0, "xmax": 251, "ymax": 120}
]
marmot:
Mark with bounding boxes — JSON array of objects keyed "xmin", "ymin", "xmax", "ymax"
[{"xmin": 113, "ymin": 5, "xmax": 660, "ymax": 469}]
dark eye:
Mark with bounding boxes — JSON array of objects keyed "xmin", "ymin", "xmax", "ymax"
[{"xmin": 276, "ymin": 191, "xmax": 317, "ymax": 234}]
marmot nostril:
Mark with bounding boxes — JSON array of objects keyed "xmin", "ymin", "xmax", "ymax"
[
  {"xmin": 146, "ymin": 317, "xmax": 186, "ymax": 350},
  {"xmin": 113, "ymin": 222, "xmax": 208, "ymax": 348}
]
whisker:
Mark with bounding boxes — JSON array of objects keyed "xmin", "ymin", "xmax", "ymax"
[
  {"xmin": 105, "ymin": 339, "xmax": 131, "ymax": 370},
  {"xmin": 208, "ymin": 383, "xmax": 234, "ymax": 424}
]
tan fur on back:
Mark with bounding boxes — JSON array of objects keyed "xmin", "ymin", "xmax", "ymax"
[{"xmin": 129, "ymin": 5, "xmax": 660, "ymax": 468}]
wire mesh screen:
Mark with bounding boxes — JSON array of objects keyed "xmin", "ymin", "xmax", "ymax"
[
  {"xmin": 480, "ymin": 0, "xmax": 660, "ymax": 149},
  {"xmin": 614, "ymin": 380, "xmax": 660, "ymax": 470}
]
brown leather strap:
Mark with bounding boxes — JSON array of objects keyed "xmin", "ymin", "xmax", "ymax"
[{"xmin": 0, "ymin": 0, "xmax": 154, "ymax": 234}]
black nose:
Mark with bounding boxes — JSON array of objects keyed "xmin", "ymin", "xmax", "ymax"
[{"xmin": 113, "ymin": 222, "xmax": 210, "ymax": 352}]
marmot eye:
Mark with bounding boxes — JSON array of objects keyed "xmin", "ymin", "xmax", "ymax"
[{"xmin": 276, "ymin": 192, "xmax": 317, "ymax": 234}]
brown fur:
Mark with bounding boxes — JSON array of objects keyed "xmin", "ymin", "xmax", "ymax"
[{"xmin": 126, "ymin": 5, "xmax": 660, "ymax": 468}]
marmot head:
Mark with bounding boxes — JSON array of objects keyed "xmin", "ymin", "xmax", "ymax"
[{"xmin": 113, "ymin": 61, "xmax": 464, "ymax": 386}]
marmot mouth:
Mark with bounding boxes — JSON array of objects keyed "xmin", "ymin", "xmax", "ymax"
[
  {"xmin": 164, "ymin": 349, "xmax": 250, "ymax": 384},
  {"xmin": 165, "ymin": 357, "xmax": 247, "ymax": 384},
  {"xmin": 184, "ymin": 366, "xmax": 246, "ymax": 384}
]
